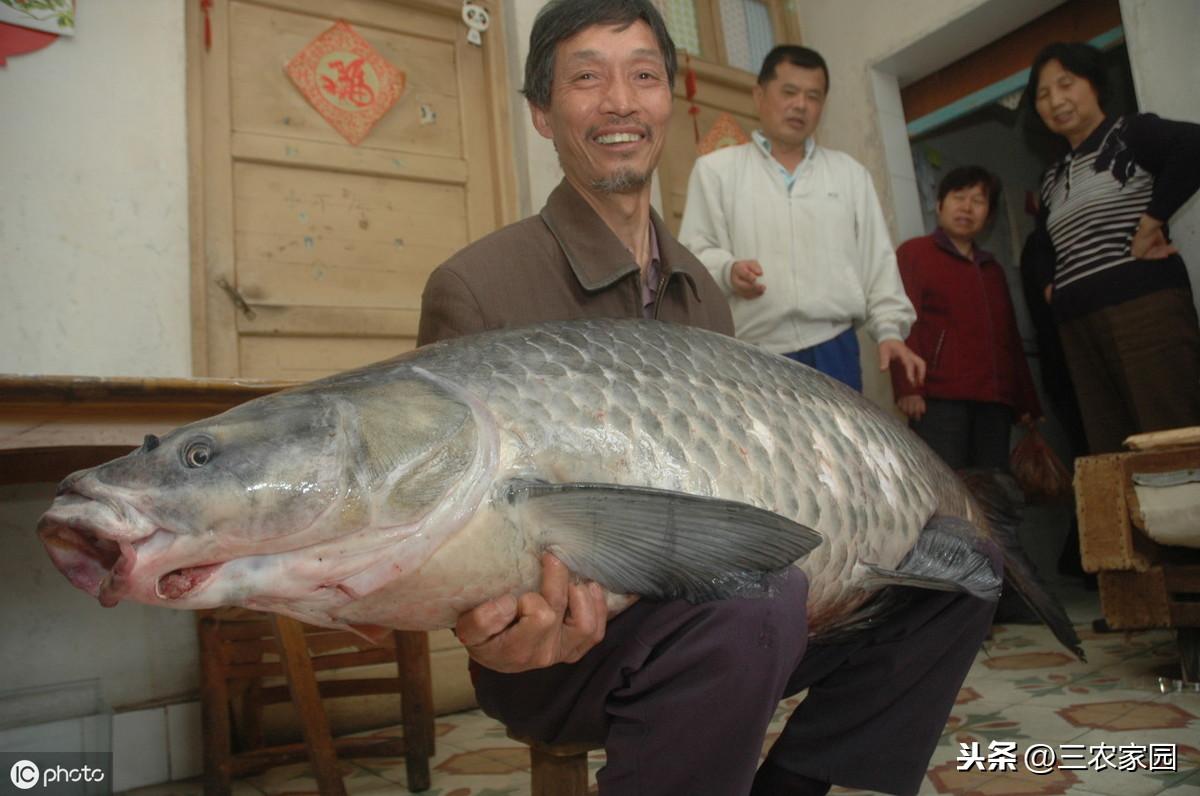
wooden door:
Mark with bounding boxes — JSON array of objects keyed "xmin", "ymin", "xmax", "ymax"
[
  {"xmin": 188, "ymin": 0, "xmax": 516, "ymax": 380},
  {"xmin": 658, "ymin": 61, "xmax": 760, "ymax": 234}
]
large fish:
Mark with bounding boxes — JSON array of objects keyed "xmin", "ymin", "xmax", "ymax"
[{"xmin": 37, "ymin": 319, "xmax": 1081, "ymax": 655}]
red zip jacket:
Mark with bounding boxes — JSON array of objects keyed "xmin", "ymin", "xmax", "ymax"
[{"xmin": 890, "ymin": 229, "xmax": 1041, "ymax": 419}]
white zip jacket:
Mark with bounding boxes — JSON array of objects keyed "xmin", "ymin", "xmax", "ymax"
[{"xmin": 679, "ymin": 137, "xmax": 915, "ymax": 354}]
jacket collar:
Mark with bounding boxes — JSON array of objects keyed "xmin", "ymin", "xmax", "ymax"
[
  {"xmin": 751, "ymin": 130, "xmax": 816, "ymax": 162},
  {"xmin": 1069, "ymin": 114, "xmax": 1116, "ymax": 157},
  {"xmin": 932, "ymin": 226, "xmax": 996, "ymax": 266},
  {"xmin": 539, "ymin": 179, "xmax": 701, "ymax": 300}
]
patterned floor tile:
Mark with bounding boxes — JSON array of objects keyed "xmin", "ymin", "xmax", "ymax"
[
  {"xmin": 923, "ymin": 755, "xmax": 1085, "ymax": 795},
  {"xmin": 1154, "ymin": 687, "xmax": 1200, "ymax": 716},
  {"xmin": 1041, "ymin": 730, "xmax": 1199, "ymax": 796},
  {"xmin": 1171, "ymin": 769, "xmax": 1200, "ymax": 795},
  {"xmin": 944, "ymin": 701, "xmax": 1094, "ymax": 745}
]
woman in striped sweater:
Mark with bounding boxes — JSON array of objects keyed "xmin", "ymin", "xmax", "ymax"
[{"xmin": 1027, "ymin": 42, "xmax": 1200, "ymax": 453}]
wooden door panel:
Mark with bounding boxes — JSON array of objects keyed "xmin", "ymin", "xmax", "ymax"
[
  {"xmin": 232, "ymin": 162, "xmax": 467, "ymax": 312},
  {"xmin": 230, "ymin": 2, "xmax": 463, "ymax": 158},
  {"xmin": 193, "ymin": 0, "xmax": 514, "ymax": 377},
  {"xmin": 239, "ymin": 335, "xmax": 413, "ymax": 381},
  {"xmin": 229, "ymin": 132, "xmax": 470, "ymax": 185},
  {"xmin": 659, "ymin": 66, "xmax": 759, "ymax": 235}
]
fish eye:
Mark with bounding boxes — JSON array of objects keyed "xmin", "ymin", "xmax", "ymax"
[{"xmin": 182, "ymin": 439, "xmax": 214, "ymax": 468}]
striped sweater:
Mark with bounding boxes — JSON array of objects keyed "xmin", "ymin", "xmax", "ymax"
[{"xmin": 1036, "ymin": 113, "xmax": 1200, "ymax": 320}]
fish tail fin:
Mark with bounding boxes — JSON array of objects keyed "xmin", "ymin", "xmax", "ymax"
[{"xmin": 959, "ymin": 468, "xmax": 1086, "ymax": 661}]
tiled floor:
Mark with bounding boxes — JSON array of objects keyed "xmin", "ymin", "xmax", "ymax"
[{"xmin": 127, "ymin": 575, "xmax": 1200, "ymax": 796}]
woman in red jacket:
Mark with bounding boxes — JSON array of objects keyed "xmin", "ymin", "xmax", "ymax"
[{"xmin": 892, "ymin": 166, "xmax": 1042, "ymax": 470}]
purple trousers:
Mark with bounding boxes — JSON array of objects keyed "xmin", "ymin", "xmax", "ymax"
[{"xmin": 474, "ymin": 559, "xmax": 997, "ymax": 796}]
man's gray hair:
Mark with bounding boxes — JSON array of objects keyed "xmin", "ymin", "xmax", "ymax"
[{"xmin": 522, "ymin": 0, "xmax": 677, "ymax": 109}]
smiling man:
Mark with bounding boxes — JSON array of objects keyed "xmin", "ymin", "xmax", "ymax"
[
  {"xmin": 680, "ymin": 45, "xmax": 924, "ymax": 394},
  {"xmin": 418, "ymin": 0, "xmax": 730, "ymax": 342},
  {"xmin": 416, "ymin": 8, "xmax": 998, "ymax": 795},
  {"xmin": 416, "ymin": 2, "xmax": 810, "ymax": 793}
]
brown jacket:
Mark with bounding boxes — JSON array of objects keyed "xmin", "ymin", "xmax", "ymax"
[{"xmin": 417, "ymin": 180, "xmax": 734, "ymax": 345}]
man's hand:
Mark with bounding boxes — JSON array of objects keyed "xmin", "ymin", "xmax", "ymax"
[
  {"xmin": 879, "ymin": 339, "xmax": 926, "ymax": 387},
  {"xmin": 897, "ymin": 394, "xmax": 926, "ymax": 420},
  {"xmin": 453, "ymin": 553, "xmax": 609, "ymax": 673},
  {"xmin": 730, "ymin": 260, "xmax": 766, "ymax": 299},
  {"xmin": 1131, "ymin": 214, "xmax": 1179, "ymax": 260}
]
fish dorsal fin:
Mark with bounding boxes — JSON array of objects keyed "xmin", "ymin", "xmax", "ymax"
[
  {"xmin": 502, "ymin": 481, "xmax": 822, "ymax": 602},
  {"xmin": 858, "ymin": 515, "xmax": 1001, "ymax": 600}
]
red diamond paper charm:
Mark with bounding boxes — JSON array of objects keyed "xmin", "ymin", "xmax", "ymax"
[
  {"xmin": 698, "ymin": 112, "xmax": 750, "ymax": 156},
  {"xmin": 286, "ymin": 20, "xmax": 405, "ymax": 146}
]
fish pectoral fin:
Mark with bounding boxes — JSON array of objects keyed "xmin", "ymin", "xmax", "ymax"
[
  {"xmin": 503, "ymin": 480, "xmax": 821, "ymax": 602},
  {"xmin": 860, "ymin": 516, "xmax": 1001, "ymax": 601}
]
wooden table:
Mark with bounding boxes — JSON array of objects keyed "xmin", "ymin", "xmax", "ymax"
[{"xmin": 0, "ymin": 375, "xmax": 292, "ymax": 485}]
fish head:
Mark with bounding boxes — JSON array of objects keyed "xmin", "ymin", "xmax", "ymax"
[
  {"xmin": 37, "ymin": 389, "xmax": 357, "ymax": 609},
  {"xmin": 37, "ymin": 372, "xmax": 485, "ymax": 619}
]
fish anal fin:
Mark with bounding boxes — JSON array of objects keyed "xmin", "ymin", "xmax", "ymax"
[{"xmin": 860, "ymin": 515, "xmax": 1001, "ymax": 601}]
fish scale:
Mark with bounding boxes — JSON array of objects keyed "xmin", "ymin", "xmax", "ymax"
[{"xmin": 410, "ymin": 319, "xmax": 958, "ymax": 630}]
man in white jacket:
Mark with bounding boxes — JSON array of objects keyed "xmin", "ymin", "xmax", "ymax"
[{"xmin": 680, "ymin": 45, "xmax": 924, "ymax": 392}]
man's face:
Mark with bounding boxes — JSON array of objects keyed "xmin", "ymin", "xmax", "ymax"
[
  {"xmin": 936, "ymin": 183, "xmax": 989, "ymax": 243},
  {"xmin": 753, "ymin": 62, "xmax": 827, "ymax": 150},
  {"xmin": 529, "ymin": 21, "xmax": 673, "ymax": 196}
]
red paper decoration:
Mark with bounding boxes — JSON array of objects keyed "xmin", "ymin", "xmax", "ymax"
[
  {"xmin": 698, "ymin": 113, "xmax": 750, "ymax": 156},
  {"xmin": 200, "ymin": 0, "xmax": 212, "ymax": 51},
  {"xmin": 285, "ymin": 20, "xmax": 406, "ymax": 146},
  {"xmin": 0, "ymin": 21, "xmax": 57, "ymax": 66}
]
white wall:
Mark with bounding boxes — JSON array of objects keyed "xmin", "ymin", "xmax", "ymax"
[
  {"xmin": 793, "ymin": 0, "xmax": 1006, "ymax": 230},
  {"xmin": 1120, "ymin": 0, "xmax": 1200, "ymax": 313},
  {"xmin": 0, "ymin": 0, "xmax": 191, "ymax": 379},
  {"xmin": 503, "ymin": 0, "xmax": 561, "ymax": 217},
  {"xmin": 0, "ymin": 484, "xmax": 201, "ymax": 712},
  {"xmin": 0, "ymin": 0, "xmax": 198, "ymax": 744}
]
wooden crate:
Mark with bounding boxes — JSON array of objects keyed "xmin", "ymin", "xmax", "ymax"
[
  {"xmin": 1095, "ymin": 567, "xmax": 1200, "ymax": 630},
  {"xmin": 1075, "ymin": 441, "xmax": 1200, "ymax": 630}
]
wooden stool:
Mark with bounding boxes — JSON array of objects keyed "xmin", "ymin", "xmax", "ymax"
[
  {"xmin": 508, "ymin": 731, "xmax": 598, "ymax": 796},
  {"xmin": 198, "ymin": 609, "xmax": 435, "ymax": 795}
]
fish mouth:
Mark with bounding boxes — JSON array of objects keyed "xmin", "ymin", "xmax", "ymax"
[
  {"xmin": 38, "ymin": 494, "xmax": 223, "ymax": 606},
  {"xmin": 38, "ymin": 515, "xmax": 140, "ymax": 606}
]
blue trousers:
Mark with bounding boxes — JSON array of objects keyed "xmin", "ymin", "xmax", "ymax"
[{"xmin": 783, "ymin": 327, "xmax": 862, "ymax": 392}]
